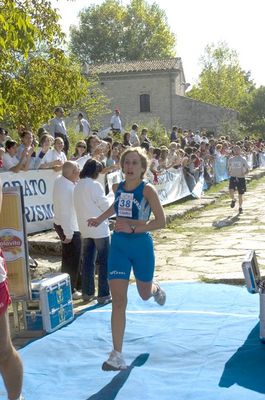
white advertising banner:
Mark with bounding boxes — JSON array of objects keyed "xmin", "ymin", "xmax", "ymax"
[
  {"xmin": 1, "ymin": 169, "xmax": 60, "ymax": 234},
  {"xmin": 1, "ymin": 167, "xmax": 191, "ymax": 234},
  {"xmin": 147, "ymin": 168, "xmax": 191, "ymax": 205}
]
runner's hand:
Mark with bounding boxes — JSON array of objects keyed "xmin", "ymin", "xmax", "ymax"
[
  {"xmin": 114, "ymin": 219, "xmax": 132, "ymax": 233},
  {"xmin": 88, "ymin": 218, "xmax": 99, "ymax": 227}
]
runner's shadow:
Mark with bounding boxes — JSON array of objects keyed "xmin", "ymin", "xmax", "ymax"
[
  {"xmin": 212, "ymin": 214, "xmax": 240, "ymax": 228},
  {"xmin": 86, "ymin": 353, "xmax": 150, "ymax": 400},
  {"xmin": 219, "ymin": 324, "xmax": 265, "ymax": 394}
]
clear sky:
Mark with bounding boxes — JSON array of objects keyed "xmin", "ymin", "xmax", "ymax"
[{"xmin": 52, "ymin": 0, "xmax": 265, "ymax": 88}]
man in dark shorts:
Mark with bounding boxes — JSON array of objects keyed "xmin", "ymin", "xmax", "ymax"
[
  {"xmin": 228, "ymin": 145, "xmax": 249, "ymax": 214},
  {"xmin": 0, "ymin": 181, "xmax": 24, "ymax": 400}
]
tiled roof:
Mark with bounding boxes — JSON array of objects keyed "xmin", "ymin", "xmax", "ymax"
[{"xmin": 88, "ymin": 58, "xmax": 181, "ymax": 75}]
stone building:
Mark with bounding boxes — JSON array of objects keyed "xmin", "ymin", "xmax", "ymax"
[{"xmin": 89, "ymin": 58, "xmax": 237, "ymax": 134}]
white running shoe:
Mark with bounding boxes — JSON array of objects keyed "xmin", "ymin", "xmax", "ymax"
[
  {"xmin": 72, "ymin": 290, "xmax": 82, "ymax": 300},
  {"xmin": 102, "ymin": 350, "xmax": 127, "ymax": 371},
  {"xmin": 153, "ymin": 281, "xmax": 166, "ymax": 306}
]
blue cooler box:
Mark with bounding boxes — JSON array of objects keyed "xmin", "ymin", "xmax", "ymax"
[{"xmin": 26, "ymin": 273, "xmax": 74, "ymax": 333}]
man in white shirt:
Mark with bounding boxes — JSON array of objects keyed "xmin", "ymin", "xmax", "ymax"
[
  {"xmin": 53, "ymin": 161, "xmax": 82, "ymax": 299},
  {"xmin": 0, "ymin": 180, "xmax": 24, "ymax": 400},
  {"xmin": 110, "ymin": 108, "xmax": 122, "ymax": 133},
  {"xmin": 49, "ymin": 107, "xmax": 70, "ymax": 155},
  {"xmin": 77, "ymin": 113, "xmax": 90, "ymax": 137},
  {"xmin": 228, "ymin": 145, "xmax": 249, "ymax": 214}
]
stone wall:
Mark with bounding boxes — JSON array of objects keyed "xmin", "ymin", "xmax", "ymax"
[
  {"xmin": 97, "ymin": 71, "xmax": 237, "ymax": 133},
  {"xmin": 100, "ymin": 71, "xmax": 174, "ymax": 129},
  {"xmin": 172, "ymin": 95, "xmax": 238, "ymax": 134}
]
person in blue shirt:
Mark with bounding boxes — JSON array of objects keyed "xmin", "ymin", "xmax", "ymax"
[{"xmin": 88, "ymin": 147, "xmax": 166, "ymax": 371}]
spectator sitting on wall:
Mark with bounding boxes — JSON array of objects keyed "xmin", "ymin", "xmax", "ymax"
[
  {"xmin": 130, "ymin": 124, "xmax": 140, "ymax": 147},
  {"xmin": 2, "ymin": 140, "xmax": 33, "ymax": 172}
]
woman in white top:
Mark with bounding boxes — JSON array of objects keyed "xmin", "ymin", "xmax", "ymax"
[
  {"xmin": 39, "ymin": 137, "xmax": 66, "ymax": 170},
  {"xmin": 35, "ymin": 134, "xmax": 54, "ymax": 169},
  {"xmin": 73, "ymin": 159, "xmax": 111, "ymax": 305},
  {"xmin": 3, "ymin": 140, "xmax": 32, "ymax": 172}
]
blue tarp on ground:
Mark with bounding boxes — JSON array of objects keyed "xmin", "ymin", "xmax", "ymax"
[{"xmin": 2, "ymin": 282, "xmax": 265, "ymax": 400}]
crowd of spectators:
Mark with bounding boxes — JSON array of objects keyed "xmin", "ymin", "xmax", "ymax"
[{"xmin": 1, "ymin": 119, "xmax": 264, "ymax": 192}]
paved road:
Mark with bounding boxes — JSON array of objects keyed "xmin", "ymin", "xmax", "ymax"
[{"xmin": 153, "ymin": 175, "xmax": 265, "ymax": 283}]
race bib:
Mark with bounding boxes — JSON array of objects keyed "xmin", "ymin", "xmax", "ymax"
[{"xmin": 118, "ymin": 192, "xmax": 133, "ymax": 217}]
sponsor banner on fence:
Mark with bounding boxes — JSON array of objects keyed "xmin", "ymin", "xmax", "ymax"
[
  {"xmin": 214, "ymin": 156, "xmax": 229, "ymax": 183},
  {"xmin": 192, "ymin": 174, "xmax": 205, "ymax": 199},
  {"xmin": 147, "ymin": 168, "xmax": 191, "ymax": 205},
  {"xmin": 1, "ymin": 169, "xmax": 60, "ymax": 234},
  {"xmin": 108, "ymin": 168, "xmax": 191, "ymax": 205},
  {"xmin": 1, "ymin": 166, "xmax": 191, "ymax": 234}
]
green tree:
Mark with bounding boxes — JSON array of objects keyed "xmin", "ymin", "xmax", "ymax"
[
  {"xmin": 1, "ymin": 1, "xmax": 109, "ymax": 129},
  {"xmin": 240, "ymin": 86, "xmax": 265, "ymax": 135},
  {"xmin": 187, "ymin": 42, "xmax": 254, "ymax": 112},
  {"xmin": 69, "ymin": 0, "xmax": 176, "ymax": 64}
]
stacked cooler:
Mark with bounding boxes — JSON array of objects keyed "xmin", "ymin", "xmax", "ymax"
[
  {"xmin": 24, "ymin": 273, "xmax": 74, "ymax": 333},
  {"xmin": 242, "ymin": 250, "xmax": 265, "ymax": 342}
]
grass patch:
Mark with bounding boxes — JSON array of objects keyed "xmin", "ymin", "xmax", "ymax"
[
  {"xmin": 205, "ymin": 180, "xmax": 228, "ymax": 194},
  {"xmin": 247, "ymin": 174, "xmax": 265, "ymax": 190}
]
